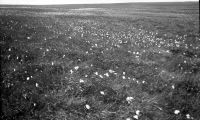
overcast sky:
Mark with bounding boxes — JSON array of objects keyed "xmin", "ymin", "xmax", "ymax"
[{"xmin": 0, "ymin": 0, "xmax": 198, "ymax": 5}]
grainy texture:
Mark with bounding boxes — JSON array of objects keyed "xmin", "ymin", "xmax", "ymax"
[{"xmin": 0, "ymin": 2, "xmax": 199, "ymax": 120}]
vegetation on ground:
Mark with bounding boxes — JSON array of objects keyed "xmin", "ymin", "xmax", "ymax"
[{"xmin": 0, "ymin": 2, "xmax": 199, "ymax": 120}]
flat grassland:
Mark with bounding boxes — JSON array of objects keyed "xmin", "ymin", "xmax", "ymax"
[{"xmin": 0, "ymin": 2, "xmax": 199, "ymax": 120}]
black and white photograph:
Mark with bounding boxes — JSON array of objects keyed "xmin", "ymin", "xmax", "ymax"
[{"xmin": 0, "ymin": 0, "xmax": 199, "ymax": 120}]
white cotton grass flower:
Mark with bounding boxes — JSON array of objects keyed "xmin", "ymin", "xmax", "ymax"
[
  {"xmin": 94, "ymin": 72, "xmax": 98, "ymax": 75},
  {"xmin": 85, "ymin": 104, "xmax": 90, "ymax": 109},
  {"xmin": 79, "ymin": 79, "xmax": 84, "ymax": 83},
  {"xmin": 27, "ymin": 77, "xmax": 30, "ymax": 81},
  {"xmin": 172, "ymin": 85, "xmax": 175, "ymax": 89},
  {"xmin": 74, "ymin": 66, "xmax": 79, "ymax": 70},
  {"xmin": 174, "ymin": 110, "xmax": 180, "ymax": 114},
  {"xmin": 70, "ymin": 69, "xmax": 73, "ymax": 74},
  {"xmin": 136, "ymin": 80, "xmax": 139, "ymax": 84},
  {"xmin": 126, "ymin": 117, "xmax": 132, "ymax": 120},
  {"xmin": 133, "ymin": 115, "xmax": 139, "ymax": 119},
  {"xmin": 99, "ymin": 75, "xmax": 103, "ymax": 78},
  {"xmin": 136, "ymin": 110, "xmax": 140, "ymax": 115},
  {"xmin": 35, "ymin": 83, "xmax": 39, "ymax": 87},
  {"xmin": 126, "ymin": 97, "xmax": 134, "ymax": 103},
  {"xmin": 104, "ymin": 73, "xmax": 109, "ymax": 77},
  {"xmin": 186, "ymin": 114, "xmax": 191, "ymax": 119},
  {"xmin": 109, "ymin": 69, "xmax": 115, "ymax": 73},
  {"xmin": 100, "ymin": 91, "xmax": 105, "ymax": 95},
  {"xmin": 33, "ymin": 103, "xmax": 36, "ymax": 106},
  {"xmin": 27, "ymin": 36, "xmax": 31, "ymax": 39}
]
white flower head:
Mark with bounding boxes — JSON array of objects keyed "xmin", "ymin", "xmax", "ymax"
[
  {"xmin": 85, "ymin": 104, "xmax": 90, "ymax": 109},
  {"xmin": 126, "ymin": 97, "xmax": 134, "ymax": 103},
  {"xmin": 136, "ymin": 110, "xmax": 140, "ymax": 115},
  {"xmin": 99, "ymin": 75, "xmax": 103, "ymax": 78},
  {"xmin": 74, "ymin": 66, "xmax": 79, "ymax": 70},
  {"xmin": 174, "ymin": 110, "xmax": 180, "ymax": 114},
  {"xmin": 123, "ymin": 72, "xmax": 125, "ymax": 75},
  {"xmin": 27, "ymin": 36, "xmax": 31, "ymax": 39},
  {"xmin": 109, "ymin": 69, "xmax": 115, "ymax": 73},
  {"xmin": 33, "ymin": 103, "xmax": 36, "ymax": 106},
  {"xmin": 186, "ymin": 114, "xmax": 190, "ymax": 119},
  {"xmin": 36, "ymin": 83, "xmax": 39, "ymax": 87},
  {"xmin": 100, "ymin": 91, "xmax": 105, "ymax": 95},
  {"xmin": 104, "ymin": 73, "xmax": 109, "ymax": 77},
  {"xmin": 133, "ymin": 115, "xmax": 138, "ymax": 119},
  {"xmin": 172, "ymin": 85, "xmax": 175, "ymax": 89},
  {"xmin": 94, "ymin": 72, "xmax": 98, "ymax": 75},
  {"xmin": 70, "ymin": 69, "xmax": 73, "ymax": 74},
  {"xmin": 79, "ymin": 79, "xmax": 84, "ymax": 83},
  {"xmin": 126, "ymin": 118, "xmax": 132, "ymax": 120}
]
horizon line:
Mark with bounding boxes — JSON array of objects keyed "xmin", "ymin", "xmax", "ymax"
[{"xmin": 0, "ymin": 1, "xmax": 198, "ymax": 5}]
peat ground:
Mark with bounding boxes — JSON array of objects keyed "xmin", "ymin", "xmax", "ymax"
[{"xmin": 0, "ymin": 2, "xmax": 200, "ymax": 120}]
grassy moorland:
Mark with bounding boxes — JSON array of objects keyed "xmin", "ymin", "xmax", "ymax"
[{"xmin": 0, "ymin": 2, "xmax": 200, "ymax": 120}]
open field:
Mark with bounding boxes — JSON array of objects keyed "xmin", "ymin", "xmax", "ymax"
[{"xmin": 0, "ymin": 2, "xmax": 200, "ymax": 120}]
